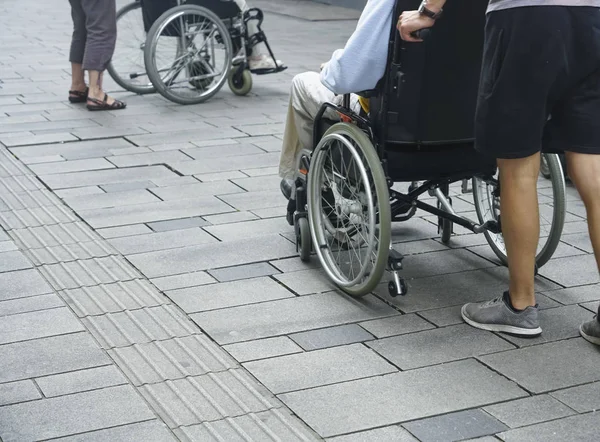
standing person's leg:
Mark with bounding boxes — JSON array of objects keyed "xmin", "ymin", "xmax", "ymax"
[
  {"xmin": 81, "ymin": 0, "xmax": 125, "ymax": 110},
  {"xmin": 68, "ymin": 0, "xmax": 89, "ymax": 102}
]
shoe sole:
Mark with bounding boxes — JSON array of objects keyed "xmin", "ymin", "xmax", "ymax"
[
  {"xmin": 461, "ymin": 305, "xmax": 542, "ymax": 337},
  {"xmin": 580, "ymin": 325, "xmax": 600, "ymax": 345}
]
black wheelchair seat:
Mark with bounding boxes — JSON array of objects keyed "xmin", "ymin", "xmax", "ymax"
[{"xmin": 141, "ymin": 0, "xmax": 240, "ymax": 32}]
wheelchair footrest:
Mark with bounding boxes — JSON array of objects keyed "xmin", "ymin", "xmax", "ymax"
[{"xmin": 250, "ymin": 65, "xmax": 288, "ymax": 75}]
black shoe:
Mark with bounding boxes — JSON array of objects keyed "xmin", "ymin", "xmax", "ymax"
[{"xmin": 280, "ymin": 179, "xmax": 293, "ymax": 200}]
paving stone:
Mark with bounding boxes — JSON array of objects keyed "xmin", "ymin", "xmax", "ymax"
[
  {"xmin": 194, "ymin": 170, "xmax": 248, "ymax": 182},
  {"xmin": 79, "ymin": 196, "xmax": 231, "ymax": 229},
  {"xmin": 109, "ymin": 228, "xmax": 217, "ymax": 255},
  {"xmin": 10, "ymin": 222, "xmax": 98, "ymax": 249},
  {"xmin": 1, "ymin": 132, "xmax": 78, "ymax": 147},
  {"xmin": 10, "ymin": 138, "xmax": 134, "ymax": 160},
  {"xmin": 375, "ymin": 267, "xmax": 559, "ymax": 313},
  {"xmin": 251, "ymin": 206, "xmax": 289, "ymax": 219},
  {"xmin": 0, "ymin": 240, "xmax": 18, "ymax": 252},
  {"xmin": 359, "ymin": 314, "xmax": 435, "ymax": 338},
  {"xmin": 81, "ymin": 305, "xmax": 197, "ymax": 348},
  {"xmin": 497, "ymin": 412, "xmax": 600, "ymax": 442},
  {"xmin": 108, "ymin": 335, "xmax": 237, "ymax": 385},
  {"xmin": 0, "ymin": 380, "xmax": 41, "ymax": 406},
  {"xmin": 126, "ymin": 127, "xmax": 245, "ymax": 147},
  {"xmin": 368, "ymin": 324, "xmax": 514, "ymax": 370},
  {"xmin": 417, "ymin": 305, "xmax": 464, "ymax": 327},
  {"xmin": 245, "ymin": 344, "xmax": 396, "ymax": 394},
  {"xmin": 0, "ymin": 307, "xmax": 85, "ymax": 345},
  {"xmin": 151, "ymin": 271, "xmax": 216, "ymax": 291},
  {"xmin": 0, "ymin": 333, "xmax": 110, "ymax": 384},
  {"xmin": 174, "ymin": 409, "xmax": 319, "ymax": 442},
  {"xmin": 219, "ymin": 189, "xmax": 286, "ymax": 211},
  {"xmin": 502, "ymin": 305, "xmax": 592, "ymax": 347},
  {"xmin": 0, "ymin": 385, "xmax": 155, "ymax": 441},
  {"xmin": 279, "ymin": 359, "xmax": 526, "ymax": 438},
  {"xmin": 208, "ymin": 262, "xmax": 280, "ymax": 282},
  {"xmin": 97, "ymin": 224, "xmax": 153, "ymax": 239},
  {"xmin": 39, "ymin": 165, "xmax": 177, "ymax": 189},
  {"xmin": 0, "ymin": 293, "xmax": 64, "ymax": 317},
  {"xmin": 149, "ymin": 181, "xmax": 243, "ymax": 201},
  {"xmin": 274, "ymin": 269, "xmax": 338, "ymax": 295},
  {"xmin": 202, "ymin": 210, "xmax": 259, "ymax": 225},
  {"xmin": 0, "ymin": 268, "xmax": 53, "ymax": 301},
  {"xmin": 539, "ymin": 254, "xmax": 600, "ymax": 286},
  {"xmin": 170, "ymin": 152, "xmax": 279, "ymax": 177},
  {"xmin": 55, "ymin": 186, "xmax": 105, "ymax": 199},
  {"xmin": 128, "ymin": 234, "xmax": 296, "ymax": 278},
  {"xmin": 223, "ymin": 336, "xmax": 303, "ymax": 362},
  {"xmin": 289, "ymin": 324, "xmax": 375, "ymax": 351},
  {"xmin": 27, "ymin": 240, "xmax": 114, "ymax": 265},
  {"xmin": 480, "ymin": 338, "xmax": 600, "ymax": 393},
  {"xmin": 64, "ymin": 189, "xmax": 160, "ymax": 211},
  {"xmin": 582, "ymin": 301, "xmax": 599, "ymax": 314},
  {"xmin": 35, "ymin": 365, "xmax": 128, "ymax": 397},
  {"xmin": 167, "ymin": 276, "xmax": 294, "ymax": 313},
  {"xmin": 561, "ymin": 232, "xmax": 594, "ymax": 253},
  {"xmin": 29, "ymin": 158, "xmax": 115, "ymax": 176},
  {"xmin": 53, "ymin": 420, "xmax": 177, "ymax": 442},
  {"xmin": 138, "ymin": 369, "xmax": 280, "ymax": 428},
  {"xmin": 0, "ymin": 250, "xmax": 32, "ymax": 273},
  {"xmin": 543, "ymin": 284, "xmax": 600, "ymax": 304},
  {"xmin": 231, "ymin": 174, "xmax": 282, "ymax": 192},
  {"xmin": 205, "ymin": 217, "xmax": 291, "ymax": 241},
  {"xmin": 192, "ymin": 292, "xmax": 399, "ymax": 345},
  {"xmin": 327, "ymin": 426, "xmax": 418, "ymax": 442},
  {"xmin": 107, "ymin": 150, "xmax": 193, "ymax": 168},
  {"xmin": 550, "ymin": 382, "xmax": 600, "ymax": 413},
  {"xmin": 484, "ymin": 394, "xmax": 576, "ymax": 428},
  {"xmin": 100, "ymin": 180, "xmax": 157, "ymax": 192},
  {"xmin": 38, "ymin": 256, "xmax": 140, "ymax": 290},
  {"xmin": 403, "ymin": 409, "xmax": 508, "ymax": 442},
  {"xmin": 146, "ymin": 216, "xmax": 210, "ymax": 232},
  {"xmin": 269, "ymin": 256, "xmax": 321, "ymax": 273}
]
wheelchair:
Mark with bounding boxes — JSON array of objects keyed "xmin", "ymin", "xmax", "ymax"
[
  {"xmin": 107, "ymin": 0, "xmax": 286, "ymax": 104},
  {"xmin": 289, "ymin": 0, "xmax": 567, "ymax": 298}
]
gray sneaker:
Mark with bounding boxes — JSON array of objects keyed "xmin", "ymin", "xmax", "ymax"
[
  {"xmin": 461, "ymin": 292, "xmax": 542, "ymax": 337},
  {"xmin": 580, "ymin": 315, "xmax": 600, "ymax": 346}
]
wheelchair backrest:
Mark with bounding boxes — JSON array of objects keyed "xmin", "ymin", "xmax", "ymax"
[{"xmin": 373, "ymin": 0, "xmax": 487, "ymax": 146}]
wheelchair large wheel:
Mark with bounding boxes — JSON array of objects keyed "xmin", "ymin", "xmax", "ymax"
[
  {"xmin": 144, "ymin": 5, "xmax": 233, "ymax": 105},
  {"xmin": 107, "ymin": 1, "xmax": 155, "ymax": 95},
  {"xmin": 472, "ymin": 153, "xmax": 566, "ymax": 268},
  {"xmin": 307, "ymin": 123, "xmax": 391, "ymax": 297}
]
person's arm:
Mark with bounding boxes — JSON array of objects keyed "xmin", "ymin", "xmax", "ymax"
[
  {"xmin": 398, "ymin": 0, "xmax": 446, "ymax": 42},
  {"xmin": 320, "ymin": 0, "xmax": 395, "ymax": 95}
]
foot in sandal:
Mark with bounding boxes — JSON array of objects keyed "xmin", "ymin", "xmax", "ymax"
[{"xmin": 87, "ymin": 92, "xmax": 126, "ymax": 111}]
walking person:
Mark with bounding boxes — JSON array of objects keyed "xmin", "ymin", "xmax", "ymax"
[
  {"xmin": 399, "ymin": 0, "xmax": 600, "ymax": 343},
  {"xmin": 68, "ymin": 0, "xmax": 126, "ymax": 110}
]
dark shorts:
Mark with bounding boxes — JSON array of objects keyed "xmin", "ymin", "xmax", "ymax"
[{"xmin": 475, "ymin": 6, "xmax": 600, "ymax": 159}]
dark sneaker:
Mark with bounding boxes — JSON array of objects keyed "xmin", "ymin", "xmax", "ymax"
[
  {"xmin": 280, "ymin": 179, "xmax": 293, "ymax": 200},
  {"xmin": 461, "ymin": 292, "xmax": 542, "ymax": 337},
  {"xmin": 580, "ymin": 316, "xmax": 600, "ymax": 346}
]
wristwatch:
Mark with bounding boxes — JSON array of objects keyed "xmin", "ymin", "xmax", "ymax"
[{"xmin": 418, "ymin": 1, "xmax": 443, "ymax": 20}]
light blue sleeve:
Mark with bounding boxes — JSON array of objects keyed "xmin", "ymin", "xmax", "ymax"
[{"xmin": 320, "ymin": 0, "xmax": 395, "ymax": 95}]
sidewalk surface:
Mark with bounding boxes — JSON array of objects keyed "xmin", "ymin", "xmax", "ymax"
[{"xmin": 1, "ymin": 0, "xmax": 600, "ymax": 441}]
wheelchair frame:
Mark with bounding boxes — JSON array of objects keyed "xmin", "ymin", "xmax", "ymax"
[{"xmin": 290, "ymin": 0, "xmax": 567, "ymax": 298}]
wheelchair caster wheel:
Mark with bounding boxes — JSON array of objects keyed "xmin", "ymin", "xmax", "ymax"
[
  {"xmin": 228, "ymin": 67, "xmax": 253, "ymax": 96},
  {"xmin": 296, "ymin": 217, "xmax": 311, "ymax": 262},
  {"xmin": 388, "ymin": 279, "xmax": 407, "ymax": 297},
  {"xmin": 440, "ymin": 218, "xmax": 453, "ymax": 244}
]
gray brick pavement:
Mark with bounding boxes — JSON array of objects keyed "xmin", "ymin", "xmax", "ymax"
[{"xmin": 1, "ymin": 0, "xmax": 599, "ymax": 440}]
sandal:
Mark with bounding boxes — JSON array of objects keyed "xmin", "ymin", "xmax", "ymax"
[
  {"xmin": 68, "ymin": 87, "xmax": 89, "ymax": 103},
  {"xmin": 86, "ymin": 93, "xmax": 127, "ymax": 111}
]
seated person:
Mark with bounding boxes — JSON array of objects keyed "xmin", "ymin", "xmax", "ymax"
[
  {"xmin": 234, "ymin": 0, "xmax": 283, "ymax": 70},
  {"xmin": 279, "ymin": 0, "xmax": 395, "ymax": 198}
]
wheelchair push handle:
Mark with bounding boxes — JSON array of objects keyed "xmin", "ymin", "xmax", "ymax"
[{"xmin": 410, "ymin": 28, "xmax": 431, "ymax": 40}]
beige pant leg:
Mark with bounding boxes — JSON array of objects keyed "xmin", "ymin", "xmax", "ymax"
[
  {"xmin": 233, "ymin": 0, "xmax": 266, "ymax": 56},
  {"xmin": 279, "ymin": 72, "xmax": 338, "ymax": 179}
]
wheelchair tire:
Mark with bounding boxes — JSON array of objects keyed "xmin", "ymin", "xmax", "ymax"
[
  {"xmin": 228, "ymin": 67, "xmax": 253, "ymax": 96},
  {"xmin": 540, "ymin": 154, "xmax": 551, "ymax": 179},
  {"xmin": 296, "ymin": 217, "xmax": 311, "ymax": 262},
  {"xmin": 144, "ymin": 5, "xmax": 233, "ymax": 105},
  {"xmin": 107, "ymin": 1, "xmax": 156, "ymax": 95},
  {"xmin": 472, "ymin": 153, "xmax": 566, "ymax": 268},
  {"xmin": 307, "ymin": 123, "xmax": 391, "ymax": 297}
]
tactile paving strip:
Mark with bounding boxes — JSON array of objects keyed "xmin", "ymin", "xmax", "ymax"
[{"xmin": 0, "ymin": 147, "xmax": 319, "ymax": 441}]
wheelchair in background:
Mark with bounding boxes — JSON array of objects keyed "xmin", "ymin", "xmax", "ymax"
[
  {"xmin": 107, "ymin": 0, "xmax": 286, "ymax": 104},
  {"xmin": 289, "ymin": 0, "xmax": 567, "ymax": 297}
]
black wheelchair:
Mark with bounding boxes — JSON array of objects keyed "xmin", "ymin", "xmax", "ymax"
[
  {"xmin": 289, "ymin": 0, "xmax": 567, "ymax": 298},
  {"xmin": 107, "ymin": 0, "xmax": 286, "ymax": 104}
]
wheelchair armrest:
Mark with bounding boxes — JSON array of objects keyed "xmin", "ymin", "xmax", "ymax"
[{"xmin": 357, "ymin": 89, "xmax": 378, "ymax": 99}]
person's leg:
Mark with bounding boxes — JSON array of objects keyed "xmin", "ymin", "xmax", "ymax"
[
  {"xmin": 81, "ymin": 0, "xmax": 125, "ymax": 109},
  {"xmin": 68, "ymin": 0, "xmax": 88, "ymax": 100},
  {"xmin": 233, "ymin": 0, "xmax": 281, "ymax": 69},
  {"xmin": 567, "ymin": 151, "xmax": 600, "ymax": 344},
  {"xmin": 497, "ymin": 153, "xmax": 541, "ymax": 309}
]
